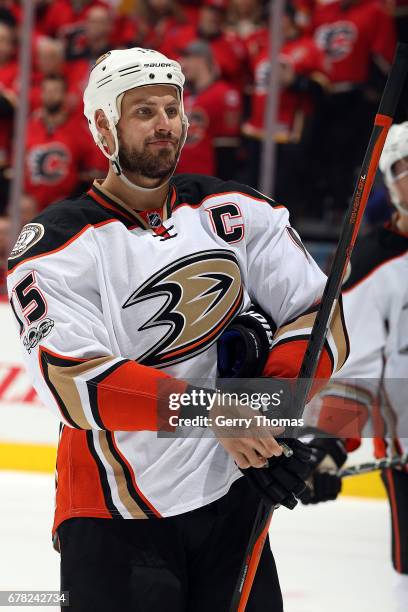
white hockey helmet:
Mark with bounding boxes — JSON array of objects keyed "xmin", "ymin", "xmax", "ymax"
[
  {"xmin": 379, "ymin": 121, "xmax": 408, "ymax": 215},
  {"xmin": 83, "ymin": 47, "xmax": 188, "ymax": 191}
]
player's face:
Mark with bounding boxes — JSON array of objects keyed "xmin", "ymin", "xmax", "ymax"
[
  {"xmin": 117, "ymin": 84, "xmax": 183, "ymax": 180},
  {"xmin": 393, "ymin": 157, "xmax": 408, "ymax": 212}
]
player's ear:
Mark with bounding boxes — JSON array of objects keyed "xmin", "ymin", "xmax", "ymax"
[{"xmin": 95, "ymin": 109, "xmax": 114, "ymax": 155}]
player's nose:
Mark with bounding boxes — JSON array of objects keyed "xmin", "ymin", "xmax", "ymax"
[{"xmin": 155, "ymin": 108, "xmax": 172, "ymax": 131}]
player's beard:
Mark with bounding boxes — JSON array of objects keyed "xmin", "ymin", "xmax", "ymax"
[{"xmin": 118, "ymin": 132, "xmax": 179, "ymax": 180}]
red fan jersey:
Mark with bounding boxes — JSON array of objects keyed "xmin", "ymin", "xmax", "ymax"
[
  {"xmin": 159, "ymin": 25, "xmax": 248, "ymax": 87},
  {"xmin": 242, "ymin": 27, "xmax": 268, "ymax": 69},
  {"xmin": 244, "ymin": 35, "xmax": 329, "ymax": 140},
  {"xmin": 24, "ymin": 112, "xmax": 107, "ymax": 210},
  {"xmin": 37, "ymin": 0, "xmax": 109, "ymax": 39},
  {"xmin": 177, "ymin": 80, "xmax": 242, "ymax": 175},
  {"xmin": 0, "ymin": 60, "xmax": 17, "ymax": 167},
  {"xmin": 140, "ymin": 16, "xmax": 186, "ymax": 52},
  {"xmin": 312, "ymin": 0, "xmax": 396, "ymax": 85}
]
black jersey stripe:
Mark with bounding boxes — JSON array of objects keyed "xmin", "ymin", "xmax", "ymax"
[
  {"xmin": 86, "ymin": 430, "xmax": 121, "ymax": 518},
  {"xmin": 105, "ymin": 431, "xmax": 159, "ymax": 518},
  {"xmin": 89, "ymin": 183, "xmax": 147, "ymax": 229}
]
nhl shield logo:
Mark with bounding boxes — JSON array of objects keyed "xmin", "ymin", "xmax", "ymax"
[
  {"xmin": 9, "ymin": 223, "xmax": 45, "ymax": 259},
  {"xmin": 147, "ymin": 212, "xmax": 162, "ymax": 228}
]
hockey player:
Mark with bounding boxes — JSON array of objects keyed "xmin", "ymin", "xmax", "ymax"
[
  {"xmin": 8, "ymin": 47, "xmax": 348, "ymax": 611},
  {"xmin": 309, "ymin": 122, "xmax": 408, "ymax": 612}
]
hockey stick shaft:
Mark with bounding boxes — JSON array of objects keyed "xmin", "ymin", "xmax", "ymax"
[
  {"xmin": 339, "ymin": 454, "xmax": 408, "ymax": 478},
  {"xmin": 230, "ymin": 42, "xmax": 408, "ymax": 612},
  {"xmin": 232, "ymin": 502, "xmax": 273, "ymax": 612}
]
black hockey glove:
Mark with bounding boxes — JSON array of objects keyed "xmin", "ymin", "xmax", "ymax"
[
  {"xmin": 217, "ymin": 305, "xmax": 275, "ymax": 378},
  {"xmin": 241, "ymin": 438, "xmax": 313, "ymax": 510},
  {"xmin": 299, "ymin": 432, "xmax": 347, "ymax": 505}
]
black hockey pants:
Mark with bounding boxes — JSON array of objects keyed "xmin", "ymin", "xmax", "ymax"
[{"xmin": 58, "ymin": 477, "xmax": 283, "ymax": 611}]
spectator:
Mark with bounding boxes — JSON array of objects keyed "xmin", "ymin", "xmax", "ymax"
[
  {"xmin": 227, "ymin": 0, "xmax": 268, "ymax": 63},
  {"xmin": 177, "ymin": 40, "xmax": 242, "ymax": 178},
  {"xmin": 30, "ymin": 37, "xmax": 85, "ymax": 113},
  {"xmin": 227, "ymin": 0, "xmax": 265, "ymax": 38},
  {"xmin": 242, "ymin": 2, "xmax": 330, "ymax": 217},
  {"xmin": 24, "ymin": 74, "xmax": 106, "ymax": 211},
  {"xmin": 159, "ymin": 0, "xmax": 248, "ymax": 87},
  {"xmin": 137, "ymin": 0, "xmax": 187, "ymax": 50},
  {"xmin": 309, "ymin": 0, "xmax": 397, "ymax": 217},
  {"xmin": 37, "ymin": 0, "xmax": 108, "ymax": 40},
  {"xmin": 63, "ymin": 5, "xmax": 121, "ymax": 107},
  {"xmin": 63, "ymin": 2, "xmax": 137, "ymax": 58},
  {"xmin": 67, "ymin": 4, "xmax": 113, "ymax": 61}
]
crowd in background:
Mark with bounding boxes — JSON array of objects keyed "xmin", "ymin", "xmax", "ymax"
[{"xmin": 0, "ymin": 0, "xmax": 407, "ymax": 290}]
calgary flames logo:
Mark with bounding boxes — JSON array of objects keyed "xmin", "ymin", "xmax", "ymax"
[
  {"xmin": 27, "ymin": 143, "xmax": 71, "ymax": 184},
  {"xmin": 314, "ymin": 21, "xmax": 357, "ymax": 61},
  {"xmin": 123, "ymin": 250, "xmax": 243, "ymax": 367}
]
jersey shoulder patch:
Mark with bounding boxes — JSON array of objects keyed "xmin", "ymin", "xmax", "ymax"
[
  {"xmin": 8, "ymin": 194, "xmax": 114, "ymax": 272},
  {"xmin": 343, "ymin": 225, "xmax": 408, "ymax": 291}
]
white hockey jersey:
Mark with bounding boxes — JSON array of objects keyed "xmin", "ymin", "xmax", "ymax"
[
  {"xmin": 316, "ymin": 222, "xmax": 408, "ymax": 457},
  {"xmin": 7, "ymin": 174, "xmax": 348, "ymax": 534}
]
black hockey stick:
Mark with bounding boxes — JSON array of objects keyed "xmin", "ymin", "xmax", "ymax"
[
  {"xmin": 229, "ymin": 42, "xmax": 408, "ymax": 612},
  {"xmin": 339, "ymin": 454, "xmax": 408, "ymax": 478}
]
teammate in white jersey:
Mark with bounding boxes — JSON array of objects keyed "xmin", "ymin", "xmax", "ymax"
[
  {"xmin": 7, "ymin": 48, "xmax": 348, "ymax": 611},
  {"xmin": 311, "ymin": 122, "xmax": 408, "ymax": 612}
]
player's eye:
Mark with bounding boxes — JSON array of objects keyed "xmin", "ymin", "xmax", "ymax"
[
  {"xmin": 166, "ymin": 107, "xmax": 178, "ymax": 118},
  {"xmin": 136, "ymin": 107, "xmax": 152, "ymax": 116}
]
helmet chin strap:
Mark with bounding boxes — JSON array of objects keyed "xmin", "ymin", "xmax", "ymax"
[{"xmin": 112, "ymin": 157, "xmax": 173, "ymax": 193}]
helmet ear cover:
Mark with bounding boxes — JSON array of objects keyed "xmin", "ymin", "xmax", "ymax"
[{"xmin": 83, "ymin": 47, "xmax": 189, "ymax": 187}]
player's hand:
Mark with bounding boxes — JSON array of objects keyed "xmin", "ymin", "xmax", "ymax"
[
  {"xmin": 300, "ymin": 435, "xmax": 347, "ymax": 504},
  {"xmin": 210, "ymin": 398, "xmax": 284, "ymax": 468},
  {"xmin": 242, "ymin": 439, "xmax": 313, "ymax": 509}
]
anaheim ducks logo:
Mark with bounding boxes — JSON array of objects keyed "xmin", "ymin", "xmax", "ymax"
[{"xmin": 123, "ymin": 250, "xmax": 243, "ymax": 367}]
